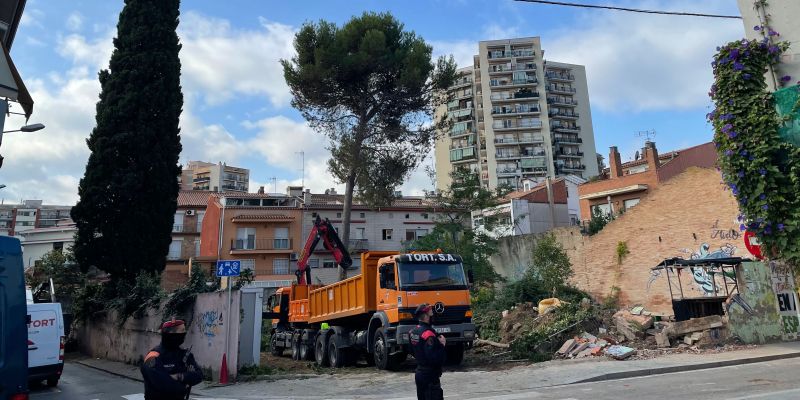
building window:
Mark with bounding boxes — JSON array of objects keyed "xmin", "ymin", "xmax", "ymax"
[
  {"xmin": 236, "ymin": 227, "xmax": 256, "ymax": 250},
  {"xmin": 168, "ymin": 240, "xmax": 182, "ymax": 260},
  {"xmin": 308, "ymin": 259, "xmax": 320, "ymax": 269},
  {"xmin": 241, "ymin": 259, "xmax": 255, "ymax": 271},
  {"xmin": 323, "ymin": 260, "xmax": 337, "ymax": 268},
  {"xmin": 382, "ymin": 229, "xmax": 393, "ymax": 240},
  {"xmin": 405, "ymin": 214, "xmax": 410, "ymax": 219},
  {"xmin": 405, "ymin": 229, "xmax": 428, "ymax": 241},
  {"xmin": 623, "ymin": 198, "xmax": 641, "ymax": 210},
  {"xmin": 196, "ymin": 211, "xmax": 205, "ymax": 231},
  {"xmin": 421, "ymin": 213, "xmax": 429, "ymax": 219},
  {"xmin": 312, "ymin": 212, "xmax": 318, "ymax": 218},
  {"xmin": 336, "ymin": 212, "xmax": 342, "ymax": 218},
  {"xmin": 354, "ymin": 227, "xmax": 366, "ymax": 240},
  {"xmin": 359, "ymin": 212, "xmax": 366, "ymax": 218},
  {"xmin": 591, "ymin": 203, "xmax": 613, "ymax": 216},
  {"xmin": 273, "ymin": 259, "xmax": 290, "ymax": 275},
  {"xmin": 194, "ymin": 240, "xmax": 201, "ymax": 257},
  {"xmin": 274, "ymin": 227, "xmax": 290, "ymax": 249},
  {"xmin": 53, "ymin": 242, "xmax": 64, "ymax": 252}
]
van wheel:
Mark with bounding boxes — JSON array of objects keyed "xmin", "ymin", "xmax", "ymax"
[
  {"xmin": 373, "ymin": 330, "xmax": 399, "ymax": 370},
  {"xmin": 270, "ymin": 335, "xmax": 283, "ymax": 357},
  {"xmin": 46, "ymin": 377, "xmax": 59, "ymax": 387},
  {"xmin": 315, "ymin": 334, "xmax": 330, "ymax": 367},
  {"xmin": 328, "ymin": 335, "xmax": 345, "ymax": 368}
]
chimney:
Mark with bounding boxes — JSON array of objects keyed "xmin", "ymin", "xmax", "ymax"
[
  {"xmin": 257, "ymin": 186, "xmax": 265, "ymax": 194},
  {"xmin": 644, "ymin": 141, "xmax": 660, "ymax": 170},
  {"xmin": 609, "ymin": 146, "xmax": 623, "ymax": 178}
]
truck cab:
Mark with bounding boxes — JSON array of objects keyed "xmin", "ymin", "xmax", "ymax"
[{"xmin": 372, "ymin": 253, "xmax": 475, "ymax": 367}]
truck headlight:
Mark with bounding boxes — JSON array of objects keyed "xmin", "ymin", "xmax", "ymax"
[{"xmin": 464, "ymin": 330, "xmax": 476, "ymax": 340}]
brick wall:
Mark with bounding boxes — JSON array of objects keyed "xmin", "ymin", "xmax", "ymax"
[
  {"xmin": 569, "ymin": 167, "xmax": 740, "ymax": 314},
  {"xmin": 578, "ymin": 170, "xmax": 658, "ymax": 220}
]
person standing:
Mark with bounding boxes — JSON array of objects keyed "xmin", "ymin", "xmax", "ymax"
[
  {"xmin": 410, "ymin": 303, "xmax": 446, "ymax": 400},
  {"xmin": 141, "ymin": 319, "xmax": 203, "ymax": 400}
]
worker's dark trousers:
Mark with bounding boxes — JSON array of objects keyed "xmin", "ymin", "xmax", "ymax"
[{"xmin": 415, "ymin": 372, "xmax": 443, "ymax": 400}]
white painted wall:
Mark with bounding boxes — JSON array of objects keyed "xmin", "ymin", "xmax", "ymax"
[
  {"xmin": 19, "ymin": 227, "xmax": 76, "ymax": 270},
  {"xmin": 738, "ymin": 0, "xmax": 800, "ymax": 92}
]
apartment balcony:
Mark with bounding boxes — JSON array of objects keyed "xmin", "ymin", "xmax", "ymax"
[
  {"xmin": 521, "ymin": 150, "xmax": 547, "ymax": 157},
  {"xmin": 495, "ymin": 136, "xmax": 543, "ymax": 145},
  {"xmin": 551, "ymin": 125, "xmax": 581, "ymax": 133},
  {"xmin": 553, "ymin": 136, "xmax": 583, "ymax": 145},
  {"xmin": 449, "ymin": 127, "xmax": 476, "ymax": 138},
  {"xmin": 451, "ymin": 146, "xmax": 477, "ymax": 163},
  {"xmin": 172, "ymin": 224, "xmax": 199, "ymax": 233},
  {"xmin": 487, "ymin": 51, "xmax": 511, "ymax": 60},
  {"xmin": 230, "ymin": 238, "xmax": 293, "ymax": 253},
  {"xmin": 512, "ymin": 49, "xmax": 535, "ymax": 58},
  {"xmin": 548, "ymin": 86, "xmax": 577, "ymax": 95},
  {"xmin": 492, "ymin": 121, "xmax": 543, "ymax": 131},
  {"xmin": 558, "ymin": 152, "xmax": 584, "ymax": 159},
  {"xmin": 548, "ymin": 110, "xmax": 579, "ymax": 119},
  {"xmin": 490, "ymin": 78, "xmax": 538, "ymax": 88},
  {"xmin": 222, "ymin": 184, "xmax": 248, "ymax": 191},
  {"xmin": 491, "ymin": 107, "xmax": 540, "ymax": 116},
  {"xmin": 490, "ymin": 91, "xmax": 540, "ymax": 103},
  {"xmin": 0, "ymin": 213, "xmax": 12, "ymax": 219},
  {"xmin": 496, "ymin": 168, "xmax": 521, "ymax": 177},
  {"xmin": 193, "ymin": 176, "xmax": 210, "ymax": 183},
  {"xmin": 450, "ymin": 142, "xmax": 477, "ymax": 150},
  {"xmin": 522, "ymin": 167, "xmax": 549, "ymax": 175},
  {"xmin": 545, "ymin": 72, "xmax": 575, "ymax": 82},
  {"xmin": 559, "ymin": 164, "xmax": 586, "ymax": 172},
  {"xmin": 167, "ymin": 247, "xmax": 199, "ymax": 261},
  {"xmin": 547, "ymin": 98, "xmax": 578, "ymax": 107},
  {"xmin": 449, "ymin": 78, "xmax": 473, "ymax": 89},
  {"xmin": 447, "ymin": 107, "xmax": 473, "ymax": 119},
  {"xmin": 495, "ymin": 152, "xmax": 521, "ymax": 160}
]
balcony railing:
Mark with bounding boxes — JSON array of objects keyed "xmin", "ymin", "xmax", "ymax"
[
  {"xmin": 522, "ymin": 150, "xmax": 546, "ymax": 157},
  {"xmin": 493, "ymin": 121, "xmax": 543, "ymax": 130},
  {"xmin": 490, "ymin": 78, "xmax": 537, "ymax": 87},
  {"xmin": 548, "ymin": 86, "xmax": 577, "ymax": 94},
  {"xmin": 492, "ymin": 107, "xmax": 540, "ymax": 115},
  {"xmin": 193, "ymin": 177, "xmax": 210, "ymax": 182},
  {"xmin": 231, "ymin": 238, "xmax": 293, "ymax": 251},
  {"xmin": 554, "ymin": 136, "xmax": 583, "ymax": 144},
  {"xmin": 559, "ymin": 164, "xmax": 586, "ymax": 171},
  {"xmin": 547, "ymin": 98, "xmax": 578, "ymax": 106},
  {"xmin": 167, "ymin": 251, "xmax": 182, "ymax": 261},
  {"xmin": 551, "ymin": 125, "xmax": 581, "ymax": 132},
  {"xmin": 496, "ymin": 168, "xmax": 521, "ymax": 175},
  {"xmin": 495, "ymin": 152, "xmax": 521, "ymax": 159},
  {"xmin": 549, "ymin": 110, "xmax": 580, "ymax": 118},
  {"xmin": 546, "ymin": 73, "xmax": 575, "ymax": 81}
]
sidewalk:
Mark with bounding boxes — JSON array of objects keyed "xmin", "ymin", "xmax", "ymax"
[{"xmin": 74, "ymin": 341, "xmax": 800, "ymax": 399}]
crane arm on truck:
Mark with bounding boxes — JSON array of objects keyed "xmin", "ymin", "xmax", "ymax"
[{"xmin": 295, "ymin": 216, "xmax": 352, "ymax": 285}]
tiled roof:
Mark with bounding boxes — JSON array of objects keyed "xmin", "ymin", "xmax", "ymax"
[
  {"xmin": 231, "ymin": 214, "xmax": 295, "ymax": 221},
  {"xmin": 178, "ymin": 190, "xmax": 213, "ymax": 207},
  {"xmin": 306, "ymin": 194, "xmax": 435, "ymax": 209},
  {"xmin": 503, "ymin": 178, "xmax": 563, "ymax": 200}
]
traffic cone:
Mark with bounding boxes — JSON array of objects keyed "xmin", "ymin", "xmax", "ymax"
[{"xmin": 219, "ymin": 353, "xmax": 229, "ymax": 384}]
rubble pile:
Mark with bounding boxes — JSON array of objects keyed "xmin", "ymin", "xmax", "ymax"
[{"xmin": 554, "ymin": 305, "xmax": 734, "ymax": 361}]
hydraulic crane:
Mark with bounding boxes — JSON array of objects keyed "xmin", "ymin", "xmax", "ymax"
[{"xmin": 295, "ymin": 216, "xmax": 352, "ymax": 285}]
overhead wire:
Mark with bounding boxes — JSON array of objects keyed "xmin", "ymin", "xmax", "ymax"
[{"xmin": 513, "ymin": 0, "xmax": 743, "ymax": 19}]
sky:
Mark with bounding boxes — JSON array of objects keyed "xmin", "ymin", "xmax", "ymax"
[{"xmin": 0, "ymin": 0, "xmax": 744, "ymax": 205}]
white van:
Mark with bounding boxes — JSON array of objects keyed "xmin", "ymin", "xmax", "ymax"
[{"xmin": 27, "ymin": 302, "xmax": 65, "ymax": 387}]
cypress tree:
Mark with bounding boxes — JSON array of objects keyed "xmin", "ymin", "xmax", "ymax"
[{"xmin": 71, "ymin": 0, "xmax": 183, "ymax": 283}]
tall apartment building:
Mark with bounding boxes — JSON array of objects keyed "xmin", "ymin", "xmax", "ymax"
[
  {"xmin": 435, "ymin": 37, "xmax": 599, "ymax": 191},
  {"xmin": 0, "ymin": 200, "xmax": 73, "ymax": 237},
  {"xmin": 179, "ymin": 161, "xmax": 249, "ymax": 192}
]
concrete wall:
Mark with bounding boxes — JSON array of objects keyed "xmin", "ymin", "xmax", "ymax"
[
  {"xmin": 490, "ymin": 226, "xmax": 583, "ymax": 279},
  {"xmin": 77, "ymin": 291, "xmax": 241, "ymax": 381}
]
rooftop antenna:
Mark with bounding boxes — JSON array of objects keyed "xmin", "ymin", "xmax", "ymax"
[
  {"xmin": 635, "ymin": 129, "xmax": 657, "ymax": 145},
  {"xmin": 295, "ymin": 151, "xmax": 305, "ymax": 188}
]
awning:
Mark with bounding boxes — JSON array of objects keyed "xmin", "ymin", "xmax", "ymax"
[
  {"xmin": 579, "ymin": 184, "xmax": 648, "ymax": 200},
  {"xmin": 0, "ymin": 41, "xmax": 32, "ymax": 119}
]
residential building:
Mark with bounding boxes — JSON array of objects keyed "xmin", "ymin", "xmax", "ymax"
[
  {"xmin": 472, "ymin": 178, "xmax": 571, "ymax": 238},
  {"xmin": 300, "ymin": 190, "xmax": 447, "ymax": 283},
  {"xmin": 180, "ymin": 160, "xmax": 250, "ymax": 192},
  {"xmin": 521, "ymin": 174, "xmax": 585, "ymax": 225},
  {"xmin": 577, "ymin": 141, "xmax": 716, "ymax": 221},
  {"xmin": 18, "ymin": 220, "xmax": 77, "ymax": 271},
  {"xmin": 162, "ymin": 190, "xmax": 213, "ymax": 290},
  {"xmin": 737, "ymin": 0, "xmax": 800, "ymax": 93},
  {"xmin": 434, "ymin": 37, "xmax": 599, "ymax": 192},
  {"xmin": 198, "ymin": 191, "xmax": 303, "ymax": 289},
  {"xmin": 0, "ymin": 200, "xmax": 72, "ymax": 237}
]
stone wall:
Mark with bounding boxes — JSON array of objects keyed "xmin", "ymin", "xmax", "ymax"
[{"xmin": 76, "ymin": 291, "xmax": 241, "ymax": 381}]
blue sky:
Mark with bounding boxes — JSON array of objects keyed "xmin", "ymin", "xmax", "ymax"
[{"xmin": 1, "ymin": 0, "xmax": 744, "ymax": 204}]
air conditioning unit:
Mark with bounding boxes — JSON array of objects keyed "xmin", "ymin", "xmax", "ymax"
[
  {"xmin": 185, "ymin": 210, "xmax": 195, "ymax": 216},
  {"xmin": 290, "ymin": 253, "xmax": 299, "ymax": 261}
]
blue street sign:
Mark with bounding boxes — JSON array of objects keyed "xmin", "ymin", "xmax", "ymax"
[{"xmin": 216, "ymin": 260, "xmax": 241, "ymax": 277}]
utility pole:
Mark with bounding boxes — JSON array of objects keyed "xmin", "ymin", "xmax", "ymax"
[{"xmin": 546, "ymin": 177, "xmax": 556, "ymax": 229}]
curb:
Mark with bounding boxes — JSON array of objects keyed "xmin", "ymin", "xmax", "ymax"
[{"xmin": 573, "ymin": 351, "xmax": 800, "ymax": 384}]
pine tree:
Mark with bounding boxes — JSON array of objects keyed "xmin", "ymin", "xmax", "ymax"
[{"xmin": 71, "ymin": 0, "xmax": 183, "ymax": 283}]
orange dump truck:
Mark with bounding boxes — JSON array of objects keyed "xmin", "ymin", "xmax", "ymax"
[{"xmin": 265, "ymin": 251, "xmax": 475, "ymax": 369}]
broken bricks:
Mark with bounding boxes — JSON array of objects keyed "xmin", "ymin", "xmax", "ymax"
[
  {"xmin": 605, "ymin": 345, "xmax": 637, "ymax": 360},
  {"xmin": 613, "ymin": 310, "xmax": 654, "ymax": 341}
]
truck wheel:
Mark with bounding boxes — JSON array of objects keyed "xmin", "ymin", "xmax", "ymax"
[
  {"xmin": 373, "ymin": 330, "xmax": 399, "ymax": 371},
  {"xmin": 46, "ymin": 376, "xmax": 59, "ymax": 387},
  {"xmin": 270, "ymin": 335, "xmax": 283, "ymax": 357},
  {"xmin": 291, "ymin": 334, "xmax": 301, "ymax": 360},
  {"xmin": 446, "ymin": 343, "xmax": 465, "ymax": 366},
  {"xmin": 328, "ymin": 335, "xmax": 345, "ymax": 368},
  {"xmin": 315, "ymin": 334, "xmax": 330, "ymax": 367},
  {"xmin": 299, "ymin": 334, "xmax": 312, "ymax": 361}
]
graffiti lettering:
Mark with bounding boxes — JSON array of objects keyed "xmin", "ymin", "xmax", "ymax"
[
  {"xmin": 782, "ymin": 316, "xmax": 799, "ymax": 334},
  {"xmin": 778, "ymin": 293, "xmax": 797, "ymax": 312},
  {"xmin": 711, "ymin": 229, "xmax": 741, "ymax": 240},
  {"xmin": 197, "ymin": 310, "xmax": 224, "ymax": 346}
]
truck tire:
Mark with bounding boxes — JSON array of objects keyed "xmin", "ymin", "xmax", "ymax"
[
  {"xmin": 46, "ymin": 376, "xmax": 59, "ymax": 387},
  {"xmin": 328, "ymin": 335, "xmax": 346, "ymax": 368},
  {"xmin": 270, "ymin": 335, "xmax": 283, "ymax": 357},
  {"xmin": 315, "ymin": 334, "xmax": 330, "ymax": 367},
  {"xmin": 299, "ymin": 333, "xmax": 312, "ymax": 361},
  {"xmin": 291, "ymin": 333, "xmax": 301, "ymax": 360},
  {"xmin": 445, "ymin": 343, "xmax": 465, "ymax": 366},
  {"xmin": 373, "ymin": 329, "xmax": 400, "ymax": 371}
]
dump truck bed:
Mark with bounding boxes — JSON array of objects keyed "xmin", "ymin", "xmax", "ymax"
[{"xmin": 307, "ymin": 251, "xmax": 395, "ymax": 324}]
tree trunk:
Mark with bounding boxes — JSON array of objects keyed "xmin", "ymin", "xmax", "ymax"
[{"xmin": 339, "ymin": 173, "xmax": 357, "ymax": 281}]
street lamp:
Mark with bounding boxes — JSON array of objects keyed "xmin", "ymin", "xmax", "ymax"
[
  {"xmin": 3, "ymin": 123, "xmax": 45, "ymax": 133},
  {"xmin": 0, "ymin": 184, "xmax": 6, "ymax": 189}
]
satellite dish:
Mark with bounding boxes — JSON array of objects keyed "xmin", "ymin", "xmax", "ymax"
[{"xmin": 634, "ymin": 151, "xmax": 640, "ymax": 160}]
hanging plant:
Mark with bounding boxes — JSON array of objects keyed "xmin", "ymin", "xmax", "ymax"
[{"xmin": 708, "ymin": 27, "xmax": 800, "ymax": 266}]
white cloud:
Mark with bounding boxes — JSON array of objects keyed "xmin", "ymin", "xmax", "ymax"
[
  {"xmin": 66, "ymin": 12, "xmax": 84, "ymax": 31},
  {"xmin": 20, "ymin": 8, "xmax": 44, "ymax": 30},
  {"xmin": 543, "ymin": 1, "xmax": 742, "ymax": 112},
  {"xmin": 178, "ymin": 12, "xmax": 296, "ymax": 107},
  {"xmin": 56, "ymin": 31, "xmax": 114, "ymax": 72},
  {"xmin": 431, "ymin": 40, "xmax": 475, "ymax": 70}
]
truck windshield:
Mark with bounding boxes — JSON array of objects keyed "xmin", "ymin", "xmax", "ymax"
[{"xmin": 398, "ymin": 262, "xmax": 468, "ymax": 290}]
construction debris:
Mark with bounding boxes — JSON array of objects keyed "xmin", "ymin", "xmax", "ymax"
[{"xmin": 605, "ymin": 345, "xmax": 637, "ymax": 360}]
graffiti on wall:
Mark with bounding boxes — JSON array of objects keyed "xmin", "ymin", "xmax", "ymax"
[
  {"xmin": 196, "ymin": 310, "xmax": 224, "ymax": 346},
  {"xmin": 770, "ymin": 261, "xmax": 800, "ymax": 339}
]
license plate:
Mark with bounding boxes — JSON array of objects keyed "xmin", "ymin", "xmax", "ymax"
[{"xmin": 436, "ymin": 327, "xmax": 451, "ymax": 333}]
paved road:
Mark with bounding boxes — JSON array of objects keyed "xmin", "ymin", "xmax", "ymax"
[{"xmin": 28, "ymin": 362, "xmax": 218, "ymax": 400}]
